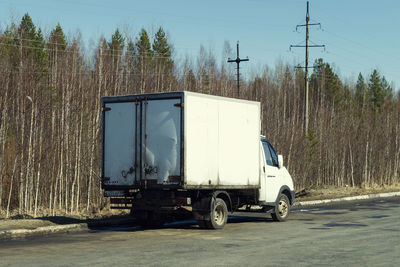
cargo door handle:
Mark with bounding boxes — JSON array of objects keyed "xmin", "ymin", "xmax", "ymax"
[
  {"xmin": 267, "ymin": 175, "xmax": 275, "ymax": 178},
  {"xmin": 121, "ymin": 167, "xmax": 135, "ymax": 178}
]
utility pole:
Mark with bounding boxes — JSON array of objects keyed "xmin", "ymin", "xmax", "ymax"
[
  {"xmin": 228, "ymin": 41, "xmax": 249, "ymax": 97},
  {"xmin": 290, "ymin": 1, "xmax": 325, "ymax": 135}
]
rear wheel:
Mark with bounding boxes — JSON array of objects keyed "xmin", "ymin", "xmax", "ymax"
[
  {"xmin": 271, "ymin": 194, "xmax": 290, "ymax": 222},
  {"xmin": 208, "ymin": 198, "xmax": 228, "ymax": 229}
]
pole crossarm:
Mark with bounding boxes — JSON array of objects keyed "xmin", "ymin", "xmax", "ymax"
[
  {"xmin": 227, "ymin": 58, "xmax": 249, "ymax": 63},
  {"xmin": 290, "ymin": 44, "xmax": 325, "ymax": 52},
  {"xmin": 290, "ymin": 45, "xmax": 325, "ymax": 48},
  {"xmin": 294, "ymin": 65, "xmax": 321, "ymax": 69},
  {"xmin": 296, "ymin": 23, "xmax": 321, "ymax": 31}
]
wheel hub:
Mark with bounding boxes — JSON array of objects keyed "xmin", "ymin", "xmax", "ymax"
[{"xmin": 214, "ymin": 205, "xmax": 225, "ymax": 225}]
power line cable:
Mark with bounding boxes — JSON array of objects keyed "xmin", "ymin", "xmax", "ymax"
[
  {"xmin": 322, "ymin": 29, "xmax": 400, "ymax": 62},
  {"xmin": 0, "ymin": 41, "xmax": 175, "ymax": 59}
]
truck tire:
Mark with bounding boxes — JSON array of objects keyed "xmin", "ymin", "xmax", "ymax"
[
  {"xmin": 271, "ymin": 194, "xmax": 290, "ymax": 222},
  {"xmin": 206, "ymin": 198, "xmax": 228, "ymax": 229}
]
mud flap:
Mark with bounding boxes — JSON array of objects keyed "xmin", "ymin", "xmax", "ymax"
[{"xmin": 192, "ymin": 196, "xmax": 212, "ymax": 221}]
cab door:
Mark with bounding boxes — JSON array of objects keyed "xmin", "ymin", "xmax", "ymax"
[{"xmin": 261, "ymin": 140, "xmax": 281, "ymax": 203}]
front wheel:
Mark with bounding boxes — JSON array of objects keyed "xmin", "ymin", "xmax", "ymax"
[{"xmin": 271, "ymin": 194, "xmax": 290, "ymax": 222}]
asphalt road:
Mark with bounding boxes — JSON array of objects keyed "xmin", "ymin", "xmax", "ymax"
[{"xmin": 0, "ymin": 197, "xmax": 399, "ymax": 266}]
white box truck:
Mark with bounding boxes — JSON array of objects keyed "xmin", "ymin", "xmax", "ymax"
[{"xmin": 101, "ymin": 91, "xmax": 295, "ymax": 229}]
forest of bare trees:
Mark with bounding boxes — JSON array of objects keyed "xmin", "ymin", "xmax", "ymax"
[{"xmin": 0, "ymin": 14, "xmax": 399, "ymax": 217}]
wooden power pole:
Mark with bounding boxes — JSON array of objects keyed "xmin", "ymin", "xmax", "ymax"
[
  {"xmin": 228, "ymin": 42, "xmax": 249, "ymax": 98},
  {"xmin": 290, "ymin": 1, "xmax": 325, "ymax": 135}
]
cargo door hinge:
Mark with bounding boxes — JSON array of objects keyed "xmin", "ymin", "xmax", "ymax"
[
  {"xmin": 174, "ymin": 102, "xmax": 184, "ymax": 108},
  {"xmin": 102, "ymin": 107, "xmax": 111, "ymax": 112}
]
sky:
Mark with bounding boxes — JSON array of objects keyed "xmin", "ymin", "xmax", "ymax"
[{"xmin": 0, "ymin": 0, "xmax": 399, "ymax": 90}]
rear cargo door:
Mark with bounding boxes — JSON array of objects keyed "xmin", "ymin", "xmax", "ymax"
[
  {"xmin": 103, "ymin": 102, "xmax": 138, "ymax": 187},
  {"xmin": 142, "ymin": 99, "xmax": 182, "ymax": 184}
]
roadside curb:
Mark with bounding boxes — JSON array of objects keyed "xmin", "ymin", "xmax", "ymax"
[
  {"xmin": 0, "ymin": 223, "xmax": 88, "ymax": 241},
  {"xmin": 294, "ymin": 191, "xmax": 400, "ymax": 206},
  {"xmin": 0, "ymin": 217, "xmax": 137, "ymax": 241}
]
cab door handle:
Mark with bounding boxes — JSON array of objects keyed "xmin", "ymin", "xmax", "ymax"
[{"xmin": 267, "ymin": 175, "xmax": 275, "ymax": 178}]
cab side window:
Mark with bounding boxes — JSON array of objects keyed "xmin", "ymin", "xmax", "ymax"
[
  {"xmin": 262, "ymin": 141, "xmax": 278, "ymax": 167},
  {"xmin": 262, "ymin": 142, "xmax": 274, "ymax": 166},
  {"xmin": 268, "ymin": 143, "xmax": 278, "ymax": 167}
]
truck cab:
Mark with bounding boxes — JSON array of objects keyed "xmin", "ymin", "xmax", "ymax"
[{"xmin": 258, "ymin": 138, "xmax": 295, "ymax": 221}]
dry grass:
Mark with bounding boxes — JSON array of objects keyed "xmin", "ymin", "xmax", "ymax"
[
  {"xmin": 296, "ymin": 184, "xmax": 400, "ymax": 201},
  {"xmin": 1, "ymin": 185, "xmax": 400, "ymax": 219},
  {"xmin": 0, "ymin": 207, "xmax": 128, "ymax": 220}
]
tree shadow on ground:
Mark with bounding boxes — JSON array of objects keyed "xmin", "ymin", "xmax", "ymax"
[{"xmin": 33, "ymin": 214, "xmax": 137, "ymax": 230}]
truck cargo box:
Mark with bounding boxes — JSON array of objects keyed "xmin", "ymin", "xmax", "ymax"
[{"xmin": 101, "ymin": 91, "xmax": 261, "ymax": 191}]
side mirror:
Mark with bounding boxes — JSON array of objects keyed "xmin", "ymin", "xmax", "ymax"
[{"xmin": 278, "ymin": 155, "xmax": 284, "ymax": 169}]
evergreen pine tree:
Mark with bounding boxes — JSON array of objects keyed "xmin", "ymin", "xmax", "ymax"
[
  {"xmin": 136, "ymin": 28, "xmax": 152, "ymax": 60},
  {"xmin": 355, "ymin": 73, "xmax": 367, "ymax": 112},
  {"xmin": 49, "ymin": 23, "xmax": 67, "ymax": 50},
  {"xmin": 19, "ymin": 13, "xmax": 36, "ymax": 41},
  {"xmin": 34, "ymin": 28, "xmax": 49, "ymax": 73},
  {"xmin": 135, "ymin": 28, "xmax": 153, "ymax": 92},
  {"xmin": 368, "ymin": 69, "xmax": 385, "ymax": 110},
  {"xmin": 0, "ymin": 23, "xmax": 19, "ymax": 66},
  {"xmin": 381, "ymin": 76, "xmax": 393, "ymax": 101},
  {"xmin": 109, "ymin": 28, "xmax": 125, "ymax": 51},
  {"xmin": 18, "ymin": 13, "xmax": 48, "ymax": 75},
  {"xmin": 152, "ymin": 27, "xmax": 173, "ymax": 67},
  {"xmin": 311, "ymin": 58, "xmax": 350, "ymax": 110}
]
